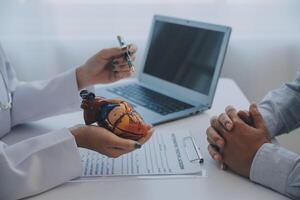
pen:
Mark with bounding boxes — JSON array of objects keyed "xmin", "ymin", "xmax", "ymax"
[
  {"xmin": 191, "ymin": 136, "xmax": 204, "ymax": 164},
  {"xmin": 117, "ymin": 35, "xmax": 134, "ymax": 70}
]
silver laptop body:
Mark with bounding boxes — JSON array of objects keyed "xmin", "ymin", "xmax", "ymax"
[{"xmin": 95, "ymin": 15, "xmax": 232, "ymax": 125}]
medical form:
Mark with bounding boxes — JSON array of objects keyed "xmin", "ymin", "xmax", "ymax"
[{"xmin": 79, "ymin": 131, "xmax": 205, "ymax": 177}]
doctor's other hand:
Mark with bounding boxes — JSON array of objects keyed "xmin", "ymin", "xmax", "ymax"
[
  {"xmin": 70, "ymin": 124, "xmax": 153, "ymax": 158},
  {"xmin": 206, "ymin": 104, "xmax": 271, "ymax": 177},
  {"xmin": 76, "ymin": 44, "xmax": 137, "ymax": 90}
]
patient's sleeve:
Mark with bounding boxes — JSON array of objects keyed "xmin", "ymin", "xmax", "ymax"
[{"xmin": 259, "ymin": 69, "xmax": 300, "ymax": 137}]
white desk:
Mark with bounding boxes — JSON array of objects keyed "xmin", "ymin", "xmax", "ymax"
[{"xmin": 3, "ymin": 78, "xmax": 288, "ymax": 200}]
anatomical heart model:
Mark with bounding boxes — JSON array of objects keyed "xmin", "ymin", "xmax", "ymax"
[{"xmin": 80, "ymin": 90, "xmax": 151, "ymax": 141}]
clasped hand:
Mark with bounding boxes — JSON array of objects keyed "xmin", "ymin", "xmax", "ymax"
[{"xmin": 206, "ymin": 104, "xmax": 271, "ymax": 177}]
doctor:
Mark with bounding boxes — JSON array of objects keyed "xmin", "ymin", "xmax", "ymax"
[{"xmin": 0, "ymin": 43, "xmax": 153, "ymax": 200}]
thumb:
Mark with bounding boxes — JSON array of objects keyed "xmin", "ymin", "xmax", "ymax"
[
  {"xmin": 237, "ymin": 110, "xmax": 253, "ymax": 126},
  {"xmin": 138, "ymin": 127, "xmax": 154, "ymax": 145},
  {"xmin": 249, "ymin": 103, "xmax": 265, "ymax": 129}
]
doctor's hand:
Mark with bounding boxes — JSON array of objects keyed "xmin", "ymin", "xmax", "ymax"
[
  {"xmin": 76, "ymin": 44, "xmax": 137, "ymax": 90},
  {"xmin": 70, "ymin": 124, "xmax": 153, "ymax": 158}
]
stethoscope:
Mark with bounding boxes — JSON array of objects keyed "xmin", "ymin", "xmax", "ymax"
[{"xmin": 0, "ymin": 60, "xmax": 12, "ymax": 111}]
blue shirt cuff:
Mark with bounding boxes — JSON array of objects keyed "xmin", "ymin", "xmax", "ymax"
[
  {"xmin": 258, "ymin": 106, "xmax": 278, "ymax": 138},
  {"xmin": 250, "ymin": 143, "xmax": 299, "ymax": 195}
]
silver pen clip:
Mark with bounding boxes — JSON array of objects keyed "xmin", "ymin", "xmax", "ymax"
[
  {"xmin": 117, "ymin": 35, "xmax": 134, "ymax": 70},
  {"xmin": 183, "ymin": 135, "xmax": 204, "ymax": 164}
]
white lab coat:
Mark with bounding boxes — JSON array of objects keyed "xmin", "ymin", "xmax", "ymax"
[{"xmin": 0, "ymin": 44, "xmax": 83, "ymax": 200}]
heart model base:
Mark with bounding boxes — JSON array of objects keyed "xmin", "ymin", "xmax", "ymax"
[{"xmin": 80, "ymin": 90, "xmax": 151, "ymax": 141}]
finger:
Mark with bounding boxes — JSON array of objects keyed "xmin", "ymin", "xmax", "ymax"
[
  {"xmin": 207, "ymin": 144, "xmax": 227, "ymax": 169},
  {"xmin": 113, "ymin": 61, "xmax": 136, "ymax": 72},
  {"xmin": 128, "ymin": 44, "xmax": 137, "ymax": 54},
  {"xmin": 114, "ymin": 56, "xmax": 135, "ymax": 68},
  {"xmin": 207, "ymin": 136, "xmax": 220, "ymax": 150},
  {"xmin": 138, "ymin": 127, "xmax": 154, "ymax": 145},
  {"xmin": 108, "ymin": 133, "xmax": 141, "ymax": 151},
  {"xmin": 207, "ymin": 136, "xmax": 214, "ymax": 145},
  {"xmin": 225, "ymin": 105, "xmax": 240, "ymax": 122},
  {"xmin": 218, "ymin": 113, "xmax": 234, "ymax": 131},
  {"xmin": 114, "ymin": 54, "xmax": 136, "ymax": 64},
  {"xmin": 114, "ymin": 71, "xmax": 134, "ymax": 80},
  {"xmin": 107, "ymin": 146, "xmax": 137, "ymax": 158},
  {"xmin": 113, "ymin": 56, "xmax": 128, "ymax": 65},
  {"xmin": 101, "ymin": 47, "xmax": 128, "ymax": 59},
  {"xmin": 243, "ymin": 110, "xmax": 249, "ymax": 114},
  {"xmin": 113, "ymin": 64, "xmax": 131, "ymax": 72},
  {"xmin": 206, "ymin": 126, "xmax": 225, "ymax": 149},
  {"xmin": 237, "ymin": 110, "xmax": 253, "ymax": 125},
  {"xmin": 249, "ymin": 103, "xmax": 265, "ymax": 129},
  {"xmin": 104, "ymin": 148, "xmax": 126, "ymax": 158},
  {"xmin": 208, "ymin": 144, "xmax": 222, "ymax": 161},
  {"xmin": 210, "ymin": 116, "xmax": 228, "ymax": 138},
  {"xmin": 130, "ymin": 54, "xmax": 136, "ymax": 61},
  {"xmin": 114, "ymin": 71, "xmax": 126, "ymax": 79}
]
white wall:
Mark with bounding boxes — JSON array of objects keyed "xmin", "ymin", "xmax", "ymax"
[{"xmin": 1, "ymin": 0, "xmax": 300, "ymax": 152}]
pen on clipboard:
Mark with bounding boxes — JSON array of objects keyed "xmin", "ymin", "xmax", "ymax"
[
  {"xmin": 191, "ymin": 136, "xmax": 204, "ymax": 164},
  {"xmin": 183, "ymin": 135, "xmax": 204, "ymax": 164},
  {"xmin": 117, "ymin": 35, "xmax": 134, "ymax": 70}
]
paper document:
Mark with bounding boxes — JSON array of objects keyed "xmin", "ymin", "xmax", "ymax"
[{"xmin": 79, "ymin": 131, "xmax": 205, "ymax": 177}]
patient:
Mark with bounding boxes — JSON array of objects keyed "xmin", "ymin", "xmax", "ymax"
[{"xmin": 206, "ymin": 71, "xmax": 300, "ymax": 199}]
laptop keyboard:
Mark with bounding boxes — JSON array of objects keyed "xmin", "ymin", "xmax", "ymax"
[{"xmin": 107, "ymin": 84, "xmax": 193, "ymax": 115}]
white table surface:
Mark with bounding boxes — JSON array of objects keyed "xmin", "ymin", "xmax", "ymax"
[{"xmin": 2, "ymin": 78, "xmax": 289, "ymax": 200}]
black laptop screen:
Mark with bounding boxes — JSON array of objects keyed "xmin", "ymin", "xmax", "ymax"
[{"xmin": 143, "ymin": 20, "xmax": 225, "ymax": 95}]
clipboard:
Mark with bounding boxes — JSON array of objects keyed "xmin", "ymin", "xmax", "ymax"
[{"xmin": 78, "ymin": 130, "xmax": 206, "ymax": 178}]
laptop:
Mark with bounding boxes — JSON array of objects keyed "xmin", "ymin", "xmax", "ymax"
[{"xmin": 95, "ymin": 15, "xmax": 232, "ymax": 125}]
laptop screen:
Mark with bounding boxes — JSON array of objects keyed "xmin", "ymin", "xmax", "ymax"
[{"xmin": 143, "ymin": 20, "xmax": 225, "ymax": 95}]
